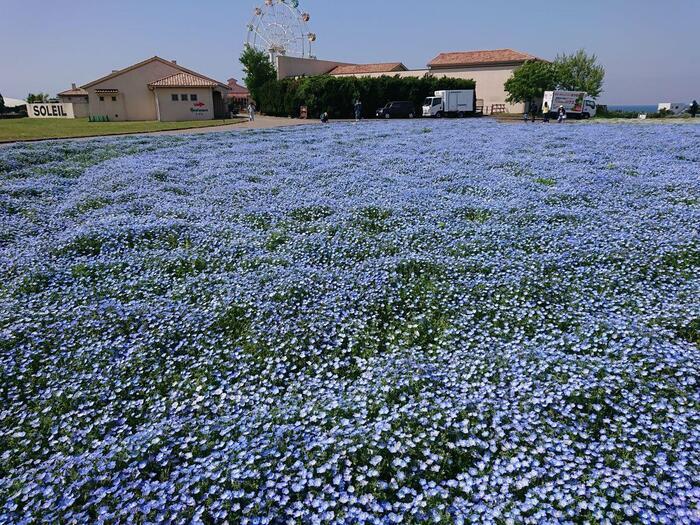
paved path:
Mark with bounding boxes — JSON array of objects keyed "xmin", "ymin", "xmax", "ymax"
[{"xmin": 151, "ymin": 115, "xmax": 320, "ymax": 136}]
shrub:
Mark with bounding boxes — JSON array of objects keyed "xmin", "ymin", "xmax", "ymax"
[
  {"xmin": 595, "ymin": 107, "xmax": 641, "ymax": 119},
  {"xmin": 257, "ymin": 74, "xmax": 476, "ymax": 119}
]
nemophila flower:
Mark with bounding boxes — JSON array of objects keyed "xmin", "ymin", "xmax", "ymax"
[{"xmin": 0, "ymin": 121, "xmax": 699, "ymax": 523}]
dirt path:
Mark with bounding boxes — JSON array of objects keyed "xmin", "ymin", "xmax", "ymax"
[{"xmin": 151, "ymin": 115, "xmax": 321, "ymax": 136}]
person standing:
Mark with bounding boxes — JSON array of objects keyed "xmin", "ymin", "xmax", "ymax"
[
  {"xmin": 691, "ymin": 100, "xmax": 698, "ymax": 118},
  {"xmin": 354, "ymin": 99, "xmax": 363, "ymax": 122},
  {"xmin": 247, "ymin": 102, "xmax": 256, "ymax": 122},
  {"xmin": 557, "ymin": 105, "xmax": 567, "ymax": 124},
  {"xmin": 542, "ymin": 102, "xmax": 550, "ymax": 123},
  {"xmin": 530, "ymin": 100, "xmax": 538, "ymax": 123}
]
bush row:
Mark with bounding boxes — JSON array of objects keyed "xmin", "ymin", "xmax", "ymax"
[{"xmin": 257, "ymin": 75, "xmax": 477, "ymax": 119}]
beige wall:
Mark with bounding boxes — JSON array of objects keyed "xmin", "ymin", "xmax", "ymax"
[
  {"xmin": 58, "ymin": 96, "xmax": 89, "ymax": 118},
  {"xmin": 276, "ymin": 56, "xmax": 351, "ymax": 80},
  {"xmin": 154, "ymin": 88, "xmax": 215, "ymax": 122},
  {"xmin": 90, "ymin": 93, "xmax": 128, "ymax": 121},
  {"xmin": 429, "ymin": 65, "xmax": 525, "ymax": 113},
  {"xmin": 86, "ymin": 60, "xmax": 182, "ymax": 121}
]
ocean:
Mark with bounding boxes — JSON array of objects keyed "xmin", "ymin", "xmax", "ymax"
[{"xmin": 607, "ymin": 105, "xmax": 657, "ymax": 114}]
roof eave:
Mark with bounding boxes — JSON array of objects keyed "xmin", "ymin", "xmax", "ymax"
[{"xmin": 82, "ymin": 56, "xmax": 166, "ymax": 89}]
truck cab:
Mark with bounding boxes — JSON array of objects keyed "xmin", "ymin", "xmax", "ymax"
[
  {"xmin": 582, "ymin": 97, "xmax": 597, "ymax": 119},
  {"xmin": 423, "ymin": 96, "xmax": 444, "ymax": 117}
]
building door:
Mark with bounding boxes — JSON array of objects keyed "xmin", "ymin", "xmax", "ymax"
[{"xmin": 213, "ymin": 91, "xmax": 226, "ymax": 118}]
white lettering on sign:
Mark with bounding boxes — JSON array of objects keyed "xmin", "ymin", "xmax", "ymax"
[{"xmin": 27, "ymin": 103, "xmax": 76, "ymax": 119}]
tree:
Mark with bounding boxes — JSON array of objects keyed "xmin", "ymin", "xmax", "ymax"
[
  {"xmin": 554, "ymin": 49, "xmax": 605, "ymax": 98},
  {"xmin": 0, "ymin": 93, "xmax": 5, "ymax": 114},
  {"xmin": 27, "ymin": 93, "xmax": 50, "ymax": 104},
  {"xmin": 504, "ymin": 60, "xmax": 558, "ymax": 104},
  {"xmin": 239, "ymin": 46, "xmax": 276, "ymax": 110}
]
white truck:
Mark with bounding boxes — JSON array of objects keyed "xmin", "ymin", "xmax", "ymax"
[
  {"xmin": 543, "ymin": 90, "xmax": 597, "ymax": 119},
  {"xmin": 423, "ymin": 90, "xmax": 475, "ymax": 118}
]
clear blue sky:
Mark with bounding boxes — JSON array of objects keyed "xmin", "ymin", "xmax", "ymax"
[{"xmin": 2, "ymin": 0, "xmax": 699, "ymax": 104}]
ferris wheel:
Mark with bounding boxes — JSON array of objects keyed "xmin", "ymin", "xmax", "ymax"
[{"xmin": 246, "ymin": 0, "xmax": 317, "ymax": 65}]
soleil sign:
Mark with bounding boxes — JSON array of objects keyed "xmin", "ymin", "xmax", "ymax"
[{"xmin": 28, "ymin": 103, "xmax": 75, "ymax": 119}]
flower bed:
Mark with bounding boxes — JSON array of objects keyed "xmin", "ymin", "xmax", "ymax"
[{"xmin": 1, "ymin": 121, "xmax": 699, "ymax": 523}]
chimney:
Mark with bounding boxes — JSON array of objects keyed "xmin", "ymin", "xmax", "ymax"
[{"xmin": 71, "ymin": 83, "xmax": 77, "ymax": 90}]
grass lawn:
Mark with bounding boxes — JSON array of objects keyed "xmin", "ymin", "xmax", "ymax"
[{"xmin": 0, "ymin": 117, "xmax": 245, "ymax": 142}]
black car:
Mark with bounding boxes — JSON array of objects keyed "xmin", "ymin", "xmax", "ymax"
[{"xmin": 376, "ymin": 101, "xmax": 416, "ymax": 119}]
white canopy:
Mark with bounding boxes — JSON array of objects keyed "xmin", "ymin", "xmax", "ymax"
[{"xmin": 2, "ymin": 97, "xmax": 27, "ymax": 108}]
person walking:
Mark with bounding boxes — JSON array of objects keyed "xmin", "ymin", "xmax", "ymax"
[
  {"xmin": 557, "ymin": 105, "xmax": 567, "ymax": 124},
  {"xmin": 542, "ymin": 102, "xmax": 550, "ymax": 123},
  {"xmin": 691, "ymin": 100, "xmax": 698, "ymax": 118},
  {"xmin": 354, "ymin": 99, "xmax": 363, "ymax": 122},
  {"xmin": 247, "ymin": 102, "xmax": 256, "ymax": 122},
  {"xmin": 530, "ymin": 100, "xmax": 538, "ymax": 123}
]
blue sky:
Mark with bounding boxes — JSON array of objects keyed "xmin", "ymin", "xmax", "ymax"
[{"xmin": 2, "ymin": 0, "xmax": 699, "ymax": 104}]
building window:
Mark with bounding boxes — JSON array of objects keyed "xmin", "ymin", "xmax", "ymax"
[
  {"xmin": 99, "ymin": 96, "xmax": 104, "ymax": 101},
  {"xmin": 111, "ymin": 96, "xmax": 117, "ymax": 102},
  {"xmin": 181, "ymin": 94, "xmax": 188, "ymax": 101},
  {"xmin": 190, "ymin": 94, "xmax": 198, "ymax": 101},
  {"xmin": 171, "ymin": 94, "xmax": 179, "ymax": 102}
]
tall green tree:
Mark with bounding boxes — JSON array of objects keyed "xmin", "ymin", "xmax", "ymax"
[
  {"xmin": 0, "ymin": 93, "xmax": 5, "ymax": 114},
  {"xmin": 554, "ymin": 49, "xmax": 605, "ymax": 98},
  {"xmin": 504, "ymin": 60, "xmax": 558, "ymax": 104},
  {"xmin": 239, "ymin": 46, "xmax": 276, "ymax": 110}
]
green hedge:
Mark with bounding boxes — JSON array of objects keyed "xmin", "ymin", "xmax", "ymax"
[{"xmin": 257, "ymin": 74, "xmax": 477, "ymax": 119}]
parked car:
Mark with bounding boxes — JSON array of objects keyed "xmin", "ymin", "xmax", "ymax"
[{"xmin": 376, "ymin": 101, "xmax": 416, "ymax": 119}]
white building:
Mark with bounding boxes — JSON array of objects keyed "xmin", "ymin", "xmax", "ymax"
[
  {"xmin": 276, "ymin": 49, "xmax": 545, "ymax": 114},
  {"xmin": 658, "ymin": 102, "xmax": 688, "ymax": 115},
  {"xmin": 58, "ymin": 84, "xmax": 90, "ymax": 118}
]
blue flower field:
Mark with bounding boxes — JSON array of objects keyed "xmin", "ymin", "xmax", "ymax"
[{"xmin": 1, "ymin": 121, "xmax": 699, "ymax": 524}]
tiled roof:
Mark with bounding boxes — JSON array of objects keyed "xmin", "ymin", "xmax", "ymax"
[
  {"xmin": 428, "ymin": 49, "xmax": 541, "ymax": 68},
  {"xmin": 58, "ymin": 87, "xmax": 88, "ymax": 96},
  {"xmin": 82, "ymin": 56, "xmax": 230, "ymax": 91},
  {"xmin": 227, "ymin": 79, "xmax": 250, "ymax": 95},
  {"xmin": 149, "ymin": 72, "xmax": 220, "ymax": 88},
  {"xmin": 330, "ymin": 62, "xmax": 407, "ymax": 75}
]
